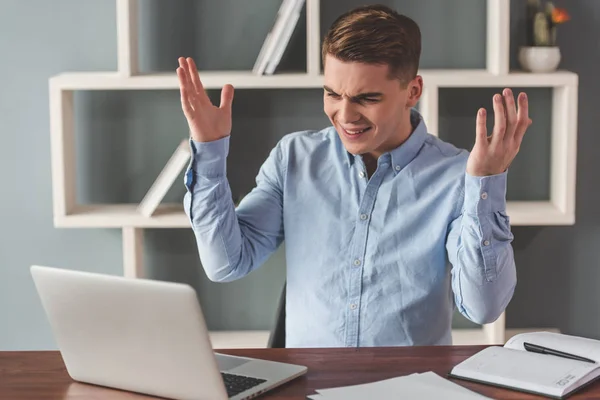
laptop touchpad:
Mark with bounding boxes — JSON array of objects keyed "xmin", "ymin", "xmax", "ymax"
[{"xmin": 214, "ymin": 353, "xmax": 252, "ymax": 371}]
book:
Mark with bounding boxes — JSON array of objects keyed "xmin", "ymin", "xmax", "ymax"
[
  {"xmin": 137, "ymin": 139, "xmax": 191, "ymax": 217},
  {"xmin": 449, "ymin": 331, "xmax": 600, "ymax": 399},
  {"xmin": 264, "ymin": 0, "xmax": 306, "ymax": 75},
  {"xmin": 252, "ymin": 0, "xmax": 296, "ymax": 75}
]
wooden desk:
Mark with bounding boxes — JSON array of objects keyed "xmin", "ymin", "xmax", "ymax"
[{"xmin": 2, "ymin": 346, "xmax": 600, "ymax": 399}]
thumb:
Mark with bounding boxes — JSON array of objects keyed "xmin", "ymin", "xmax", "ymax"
[{"xmin": 220, "ymin": 84, "xmax": 234, "ymax": 110}]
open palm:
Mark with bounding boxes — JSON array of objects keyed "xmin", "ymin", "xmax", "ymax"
[
  {"xmin": 176, "ymin": 57, "xmax": 234, "ymax": 142},
  {"xmin": 466, "ymin": 88, "xmax": 532, "ymax": 177}
]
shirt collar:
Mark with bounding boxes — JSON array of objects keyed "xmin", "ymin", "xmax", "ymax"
[{"xmin": 344, "ymin": 108, "xmax": 429, "ymax": 174}]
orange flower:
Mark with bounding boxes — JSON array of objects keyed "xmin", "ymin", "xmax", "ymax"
[{"xmin": 552, "ymin": 7, "xmax": 570, "ymax": 24}]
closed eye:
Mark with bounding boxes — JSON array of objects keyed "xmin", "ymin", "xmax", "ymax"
[
  {"xmin": 323, "ymin": 86, "xmax": 382, "ymax": 104},
  {"xmin": 326, "ymin": 93, "xmax": 379, "ymax": 104}
]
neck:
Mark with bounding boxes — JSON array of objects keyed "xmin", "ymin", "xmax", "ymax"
[{"xmin": 363, "ymin": 154, "xmax": 378, "ymax": 178}]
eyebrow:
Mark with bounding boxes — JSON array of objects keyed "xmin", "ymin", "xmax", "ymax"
[{"xmin": 323, "ymin": 86, "xmax": 383, "ymax": 101}]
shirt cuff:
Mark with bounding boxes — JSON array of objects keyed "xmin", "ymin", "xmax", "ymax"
[
  {"xmin": 463, "ymin": 171, "xmax": 507, "ymax": 215},
  {"xmin": 188, "ymin": 136, "xmax": 230, "ymax": 178}
]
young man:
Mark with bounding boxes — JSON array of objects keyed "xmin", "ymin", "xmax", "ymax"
[{"xmin": 177, "ymin": 5, "xmax": 531, "ymax": 348}]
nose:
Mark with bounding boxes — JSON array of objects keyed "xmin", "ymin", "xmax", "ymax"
[{"xmin": 338, "ymin": 99, "xmax": 361, "ymax": 124}]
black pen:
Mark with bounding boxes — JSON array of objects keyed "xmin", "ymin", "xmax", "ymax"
[{"xmin": 523, "ymin": 342, "xmax": 597, "ymax": 364}]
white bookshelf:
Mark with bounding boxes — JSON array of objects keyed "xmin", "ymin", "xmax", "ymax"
[
  {"xmin": 50, "ymin": 68, "xmax": 578, "ymax": 91},
  {"xmin": 52, "ymin": 201, "xmax": 577, "ymax": 229},
  {"xmin": 48, "ymin": 0, "xmax": 577, "ymax": 348},
  {"xmin": 208, "ymin": 327, "xmax": 561, "ymax": 349}
]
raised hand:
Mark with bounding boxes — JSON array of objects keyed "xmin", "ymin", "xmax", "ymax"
[
  {"xmin": 466, "ymin": 88, "xmax": 532, "ymax": 177},
  {"xmin": 176, "ymin": 57, "xmax": 234, "ymax": 142}
]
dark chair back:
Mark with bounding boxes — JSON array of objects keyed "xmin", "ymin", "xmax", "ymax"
[{"xmin": 267, "ymin": 282, "xmax": 286, "ymax": 348}]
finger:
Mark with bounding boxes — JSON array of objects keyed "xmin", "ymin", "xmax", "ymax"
[
  {"xmin": 177, "ymin": 67, "xmax": 194, "ymax": 118},
  {"xmin": 514, "ymin": 92, "xmax": 531, "ymax": 144},
  {"xmin": 491, "ymin": 93, "xmax": 506, "ymax": 146},
  {"xmin": 178, "ymin": 57, "xmax": 191, "ymax": 86},
  {"xmin": 178, "ymin": 57, "xmax": 196, "ymax": 103},
  {"xmin": 502, "ymin": 88, "xmax": 518, "ymax": 140},
  {"xmin": 220, "ymin": 84, "xmax": 234, "ymax": 111},
  {"xmin": 186, "ymin": 57, "xmax": 212, "ymax": 105},
  {"xmin": 475, "ymin": 108, "xmax": 488, "ymax": 147}
]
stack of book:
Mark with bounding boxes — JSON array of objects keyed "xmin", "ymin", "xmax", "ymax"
[{"xmin": 252, "ymin": 0, "xmax": 306, "ymax": 75}]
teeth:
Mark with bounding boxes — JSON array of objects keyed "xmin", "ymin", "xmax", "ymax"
[{"xmin": 345, "ymin": 128, "xmax": 368, "ymax": 134}]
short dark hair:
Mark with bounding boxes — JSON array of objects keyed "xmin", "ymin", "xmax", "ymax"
[{"xmin": 322, "ymin": 4, "xmax": 421, "ymax": 86}]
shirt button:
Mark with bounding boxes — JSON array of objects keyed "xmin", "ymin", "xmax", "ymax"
[
  {"xmin": 395, "ymin": 165, "xmax": 401, "ymax": 171},
  {"xmin": 359, "ymin": 171, "xmax": 366, "ymax": 178},
  {"xmin": 481, "ymin": 192, "xmax": 488, "ymax": 200},
  {"xmin": 483, "ymin": 240, "xmax": 490, "ymax": 246},
  {"xmin": 360, "ymin": 213, "xmax": 368, "ymax": 220},
  {"xmin": 353, "ymin": 259, "xmax": 361, "ymax": 266},
  {"xmin": 350, "ymin": 303, "xmax": 357, "ymax": 310}
]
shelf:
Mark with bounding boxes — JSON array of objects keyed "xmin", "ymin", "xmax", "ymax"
[
  {"xmin": 503, "ymin": 201, "xmax": 574, "ymax": 225},
  {"xmin": 206, "ymin": 327, "xmax": 560, "ymax": 349},
  {"xmin": 54, "ymin": 201, "xmax": 573, "ymax": 229},
  {"xmin": 50, "ymin": 71, "xmax": 324, "ymax": 90},
  {"xmin": 49, "ymin": 69, "xmax": 578, "ymax": 91},
  {"xmin": 420, "ymin": 69, "xmax": 578, "ymax": 87},
  {"xmin": 55, "ymin": 204, "xmax": 190, "ymax": 228}
]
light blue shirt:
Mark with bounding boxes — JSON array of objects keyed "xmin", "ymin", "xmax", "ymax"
[{"xmin": 183, "ymin": 109, "xmax": 516, "ymax": 348}]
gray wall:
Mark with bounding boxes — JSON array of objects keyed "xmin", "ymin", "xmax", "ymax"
[{"xmin": 0, "ymin": 0, "xmax": 596, "ymax": 350}]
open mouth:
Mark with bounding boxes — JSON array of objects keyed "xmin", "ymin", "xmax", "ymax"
[{"xmin": 341, "ymin": 126, "xmax": 372, "ymax": 138}]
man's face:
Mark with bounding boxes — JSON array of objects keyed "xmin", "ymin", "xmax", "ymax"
[{"xmin": 323, "ymin": 54, "xmax": 421, "ymax": 159}]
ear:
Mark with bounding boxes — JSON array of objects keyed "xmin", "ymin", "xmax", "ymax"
[{"xmin": 405, "ymin": 75, "xmax": 423, "ymax": 108}]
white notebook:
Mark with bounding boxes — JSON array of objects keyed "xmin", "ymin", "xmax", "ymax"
[{"xmin": 449, "ymin": 332, "xmax": 600, "ymax": 399}]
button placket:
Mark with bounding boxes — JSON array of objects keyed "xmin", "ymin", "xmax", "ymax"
[{"xmin": 344, "ymin": 163, "xmax": 387, "ymax": 347}]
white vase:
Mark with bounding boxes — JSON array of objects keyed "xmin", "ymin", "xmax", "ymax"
[{"xmin": 518, "ymin": 46, "xmax": 562, "ymax": 73}]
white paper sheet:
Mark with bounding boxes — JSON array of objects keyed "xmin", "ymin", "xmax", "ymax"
[{"xmin": 312, "ymin": 371, "xmax": 490, "ymax": 400}]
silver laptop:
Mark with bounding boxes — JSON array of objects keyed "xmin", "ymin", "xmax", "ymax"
[{"xmin": 30, "ymin": 265, "xmax": 307, "ymax": 400}]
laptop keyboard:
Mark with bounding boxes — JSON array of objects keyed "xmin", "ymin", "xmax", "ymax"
[{"xmin": 221, "ymin": 372, "xmax": 267, "ymax": 397}]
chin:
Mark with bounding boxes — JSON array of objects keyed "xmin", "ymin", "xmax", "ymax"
[
  {"xmin": 341, "ymin": 142, "xmax": 371, "ymax": 156},
  {"xmin": 335, "ymin": 125, "xmax": 376, "ymax": 156}
]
